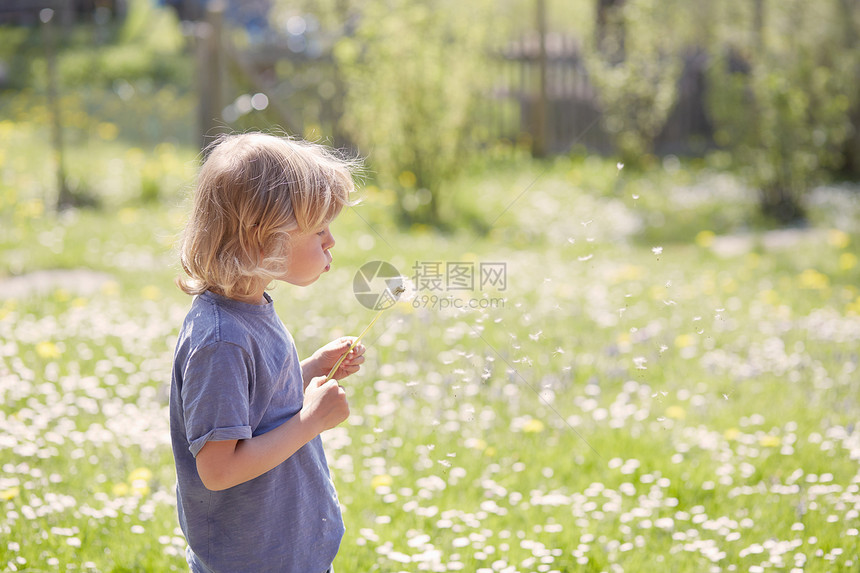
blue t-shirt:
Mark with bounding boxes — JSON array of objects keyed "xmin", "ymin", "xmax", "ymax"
[{"xmin": 169, "ymin": 291, "xmax": 344, "ymax": 573}]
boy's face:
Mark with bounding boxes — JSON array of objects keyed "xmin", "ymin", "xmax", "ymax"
[{"xmin": 279, "ymin": 225, "xmax": 335, "ymax": 286}]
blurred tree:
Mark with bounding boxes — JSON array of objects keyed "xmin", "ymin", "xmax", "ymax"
[
  {"xmin": 707, "ymin": 0, "xmax": 859, "ymax": 223},
  {"xmin": 333, "ymin": 0, "xmax": 494, "ymax": 227},
  {"xmin": 585, "ymin": 0, "xmax": 687, "ymax": 167},
  {"xmin": 836, "ymin": 0, "xmax": 860, "ymax": 178},
  {"xmin": 595, "ymin": 0, "xmax": 625, "ymax": 64}
]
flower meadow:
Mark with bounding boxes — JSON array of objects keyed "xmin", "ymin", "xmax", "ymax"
[{"xmin": 1, "ymin": 151, "xmax": 860, "ymax": 572}]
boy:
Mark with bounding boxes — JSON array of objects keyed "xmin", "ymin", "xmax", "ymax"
[{"xmin": 170, "ymin": 133, "xmax": 365, "ymax": 572}]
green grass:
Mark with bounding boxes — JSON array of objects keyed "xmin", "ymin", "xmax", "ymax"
[{"xmin": 1, "ymin": 129, "xmax": 860, "ymax": 572}]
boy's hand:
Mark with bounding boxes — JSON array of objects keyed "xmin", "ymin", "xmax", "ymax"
[
  {"xmin": 302, "ymin": 376, "xmax": 349, "ymax": 433},
  {"xmin": 311, "ymin": 337, "xmax": 367, "ymax": 381}
]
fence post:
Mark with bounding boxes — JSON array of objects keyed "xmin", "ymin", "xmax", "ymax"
[
  {"xmin": 40, "ymin": 7, "xmax": 72, "ymax": 210},
  {"xmin": 533, "ymin": 0, "xmax": 548, "ymax": 158},
  {"xmin": 196, "ymin": 1, "xmax": 226, "ymax": 150}
]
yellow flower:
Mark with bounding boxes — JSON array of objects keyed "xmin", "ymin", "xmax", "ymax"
[
  {"xmin": 118, "ymin": 207, "xmax": 138, "ymax": 225},
  {"xmin": 468, "ymin": 438, "xmax": 487, "ymax": 451},
  {"xmin": 523, "ymin": 418, "xmax": 545, "ymax": 433},
  {"xmin": 305, "ymin": 124, "xmax": 322, "ymax": 140},
  {"xmin": 36, "ymin": 341, "xmax": 60, "ymax": 359},
  {"xmin": 0, "ymin": 487, "xmax": 19, "ymax": 500},
  {"xmin": 745, "ymin": 252, "xmax": 761, "ymax": 269},
  {"xmin": 695, "ymin": 230, "xmax": 715, "ymax": 248},
  {"xmin": 131, "ymin": 481, "xmax": 150, "ymax": 496},
  {"xmin": 141, "ymin": 285, "xmax": 161, "ymax": 301},
  {"xmin": 758, "ymin": 289, "xmax": 779, "ymax": 306},
  {"xmin": 649, "ymin": 285, "xmax": 666, "ymax": 301},
  {"xmin": 17, "ymin": 199, "xmax": 44, "ymax": 219},
  {"xmin": 798, "ymin": 269, "xmax": 829, "ymax": 290},
  {"xmin": 484, "ymin": 447, "xmax": 496, "ymax": 457},
  {"xmin": 112, "ymin": 483, "xmax": 129, "ymax": 496},
  {"xmin": 759, "ymin": 435, "xmax": 781, "ymax": 448},
  {"xmin": 666, "ymin": 406, "xmax": 686, "ymax": 420},
  {"xmin": 371, "ymin": 474, "xmax": 393, "ymax": 490},
  {"xmin": 674, "ymin": 334, "xmax": 695, "ymax": 349},
  {"xmin": 724, "ymin": 428, "xmax": 740, "ymax": 441},
  {"xmin": 128, "ymin": 468, "xmax": 153, "ymax": 482},
  {"xmin": 828, "ymin": 229, "xmax": 850, "ymax": 249},
  {"xmin": 839, "ymin": 252, "xmax": 857, "ymax": 271},
  {"xmin": 398, "ymin": 170, "xmax": 417, "ymax": 188},
  {"xmin": 97, "ymin": 121, "xmax": 119, "ymax": 141},
  {"xmin": 101, "ymin": 281, "xmax": 120, "ymax": 297},
  {"xmin": 720, "ymin": 277, "xmax": 737, "ymax": 294}
]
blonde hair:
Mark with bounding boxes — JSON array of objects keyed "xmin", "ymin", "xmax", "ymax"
[{"xmin": 177, "ymin": 133, "xmax": 358, "ymax": 298}]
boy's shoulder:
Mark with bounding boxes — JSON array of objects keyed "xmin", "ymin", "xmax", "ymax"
[{"xmin": 182, "ymin": 291, "xmax": 275, "ymax": 351}]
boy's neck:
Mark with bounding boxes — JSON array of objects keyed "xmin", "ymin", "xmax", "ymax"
[{"xmin": 212, "ymin": 287, "xmax": 268, "ymax": 305}]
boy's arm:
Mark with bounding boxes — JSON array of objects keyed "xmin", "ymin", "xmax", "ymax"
[{"xmin": 195, "ymin": 377, "xmax": 348, "ymax": 491}]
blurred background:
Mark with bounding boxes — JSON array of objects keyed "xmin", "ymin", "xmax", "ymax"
[
  {"xmin": 2, "ymin": 3, "xmax": 860, "ymax": 570},
  {"xmin": 1, "ymin": 0, "xmax": 858, "ymax": 229}
]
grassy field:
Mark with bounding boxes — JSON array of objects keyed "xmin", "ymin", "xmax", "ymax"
[{"xmin": 1, "ymin": 125, "xmax": 860, "ymax": 572}]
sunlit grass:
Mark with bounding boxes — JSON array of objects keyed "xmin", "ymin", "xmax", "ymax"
[{"xmin": 1, "ymin": 133, "xmax": 859, "ymax": 571}]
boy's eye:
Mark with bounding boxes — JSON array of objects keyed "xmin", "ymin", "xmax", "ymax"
[{"xmin": 316, "ymin": 230, "xmax": 326, "ymax": 236}]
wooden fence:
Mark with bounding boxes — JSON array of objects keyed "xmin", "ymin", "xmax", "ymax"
[
  {"xmin": 195, "ymin": 8, "xmax": 713, "ymax": 157},
  {"xmin": 487, "ymin": 32, "xmax": 713, "ymax": 156}
]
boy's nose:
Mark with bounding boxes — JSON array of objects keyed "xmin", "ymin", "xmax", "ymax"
[{"xmin": 325, "ymin": 230, "xmax": 335, "ymax": 249}]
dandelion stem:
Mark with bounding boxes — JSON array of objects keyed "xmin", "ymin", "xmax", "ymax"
[{"xmin": 326, "ymin": 285, "xmax": 405, "ymax": 381}]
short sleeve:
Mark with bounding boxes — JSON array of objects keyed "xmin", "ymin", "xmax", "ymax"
[{"xmin": 181, "ymin": 342, "xmax": 254, "ymax": 457}]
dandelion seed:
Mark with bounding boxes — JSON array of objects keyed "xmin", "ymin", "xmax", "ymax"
[
  {"xmin": 581, "ymin": 220, "xmax": 593, "ymax": 227},
  {"xmin": 529, "ymin": 330, "xmax": 542, "ymax": 341},
  {"xmin": 388, "ymin": 551, "xmax": 411, "ymax": 563},
  {"xmin": 617, "ymin": 162, "xmax": 624, "ymax": 171},
  {"xmin": 632, "ymin": 193, "xmax": 640, "ymax": 200},
  {"xmin": 578, "ymin": 255, "xmax": 593, "ymax": 262},
  {"xmin": 652, "ymin": 247, "xmax": 663, "ymax": 255},
  {"xmin": 567, "ymin": 237, "xmax": 576, "ymax": 244},
  {"xmin": 633, "ymin": 356, "xmax": 647, "ymax": 370}
]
